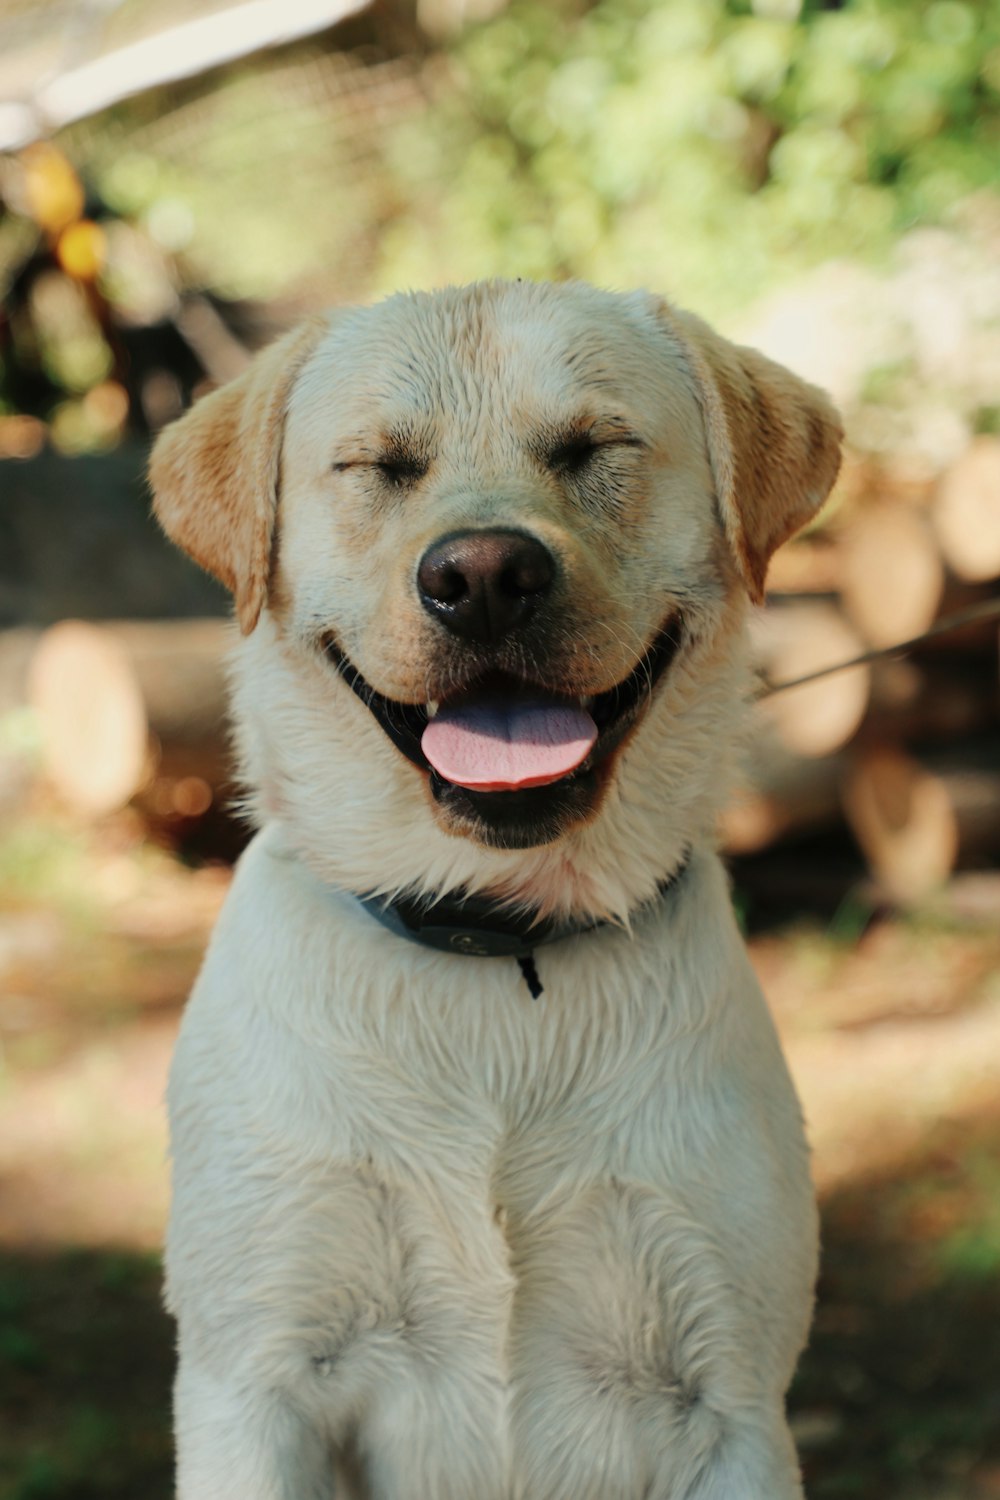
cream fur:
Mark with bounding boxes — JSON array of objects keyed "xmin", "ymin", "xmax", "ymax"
[{"xmin": 152, "ymin": 280, "xmax": 842, "ymax": 1500}]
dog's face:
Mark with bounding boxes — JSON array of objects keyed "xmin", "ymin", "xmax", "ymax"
[
  {"xmin": 275, "ymin": 287, "xmax": 725, "ymax": 851},
  {"xmin": 151, "ymin": 283, "xmax": 841, "ymax": 902}
]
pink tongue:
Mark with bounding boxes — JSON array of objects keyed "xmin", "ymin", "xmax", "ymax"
[{"xmin": 422, "ymin": 701, "xmax": 598, "ymax": 792}]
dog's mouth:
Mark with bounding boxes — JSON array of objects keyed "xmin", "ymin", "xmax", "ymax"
[{"xmin": 324, "ymin": 616, "xmax": 683, "ymax": 807}]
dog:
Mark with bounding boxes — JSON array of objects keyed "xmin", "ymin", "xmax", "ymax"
[{"xmin": 150, "ymin": 279, "xmax": 842, "ymax": 1500}]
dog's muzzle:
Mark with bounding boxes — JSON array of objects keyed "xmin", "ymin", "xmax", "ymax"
[{"xmin": 324, "ymin": 610, "xmax": 684, "ymax": 849}]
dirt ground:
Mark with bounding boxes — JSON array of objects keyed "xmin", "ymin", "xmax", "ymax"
[{"xmin": 1, "ymin": 814, "xmax": 998, "ymax": 1499}]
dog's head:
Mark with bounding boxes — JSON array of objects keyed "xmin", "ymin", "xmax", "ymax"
[{"xmin": 150, "ymin": 283, "xmax": 840, "ymax": 914}]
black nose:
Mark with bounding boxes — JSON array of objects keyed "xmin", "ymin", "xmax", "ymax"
[{"xmin": 417, "ymin": 528, "xmax": 555, "ymax": 645}]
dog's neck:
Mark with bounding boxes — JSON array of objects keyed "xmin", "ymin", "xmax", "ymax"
[
  {"xmin": 352, "ymin": 852, "xmax": 691, "ymax": 963},
  {"xmin": 332, "ymin": 851, "xmax": 693, "ymax": 1000}
]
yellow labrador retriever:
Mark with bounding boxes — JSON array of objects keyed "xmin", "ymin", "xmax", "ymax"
[{"xmin": 151, "ymin": 280, "xmax": 841, "ymax": 1500}]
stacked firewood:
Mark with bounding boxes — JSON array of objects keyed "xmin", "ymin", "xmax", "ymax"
[
  {"xmin": 0, "ymin": 618, "xmax": 236, "ymax": 843},
  {"xmin": 727, "ymin": 442, "xmax": 1000, "ymax": 901}
]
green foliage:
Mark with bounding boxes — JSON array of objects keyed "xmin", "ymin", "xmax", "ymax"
[
  {"xmin": 370, "ymin": 0, "xmax": 1000, "ymax": 318},
  {"xmin": 90, "ymin": 69, "xmax": 381, "ymax": 302},
  {"xmin": 6, "ymin": 0, "xmax": 1000, "ymax": 433}
]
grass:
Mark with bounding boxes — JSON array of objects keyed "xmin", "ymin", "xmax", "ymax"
[
  {"xmin": 793, "ymin": 1114, "xmax": 1000, "ymax": 1499},
  {"xmin": 0, "ymin": 1250, "xmax": 173, "ymax": 1500}
]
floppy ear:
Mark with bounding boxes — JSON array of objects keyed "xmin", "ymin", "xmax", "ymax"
[
  {"xmin": 149, "ymin": 317, "xmax": 326, "ymax": 633},
  {"xmin": 661, "ymin": 304, "xmax": 843, "ymax": 604}
]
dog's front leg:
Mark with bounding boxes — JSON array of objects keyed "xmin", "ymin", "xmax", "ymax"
[
  {"xmin": 679, "ymin": 1411, "xmax": 804, "ymax": 1500},
  {"xmin": 174, "ymin": 1357, "xmax": 334, "ymax": 1500}
]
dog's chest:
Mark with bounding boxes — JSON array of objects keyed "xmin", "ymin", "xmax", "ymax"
[{"xmin": 167, "ymin": 840, "xmax": 815, "ymax": 1496}]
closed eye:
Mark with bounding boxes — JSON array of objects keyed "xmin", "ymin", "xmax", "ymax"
[
  {"xmin": 547, "ymin": 431, "xmax": 644, "ymax": 474},
  {"xmin": 548, "ymin": 435, "xmax": 600, "ymax": 473},
  {"xmin": 332, "ymin": 454, "xmax": 428, "ymax": 486},
  {"xmin": 375, "ymin": 454, "xmax": 427, "ymax": 486}
]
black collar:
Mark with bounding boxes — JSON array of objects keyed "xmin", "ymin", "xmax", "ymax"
[{"xmin": 354, "ymin": 853, "xmax": 690, "ymax": 963}]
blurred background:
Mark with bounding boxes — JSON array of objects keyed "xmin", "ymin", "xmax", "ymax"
[{"xmin": 1, "ymin": 0, "xmax": 999, "ymax": 1495}]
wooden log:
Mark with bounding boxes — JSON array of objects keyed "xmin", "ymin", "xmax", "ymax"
[
  {"xmin": 764, "ymin": 538, "xmax": 842, "ymax": 595},
  {"xmin": 720, "ymin": 748, "xmax": 843, "ymax": 855},
  {"xmin": 26, "ymin": 618, "xmax": 232, "ymax": 818},
  {"xmin": 933, "ymin": 437, "xmax": 1000, "ymax": 582},
  {"xmin": 27, "ymin": 622, "xmax": 148, "ymax": 817},
  {"xmin": 863, "ymin": 658, "xmax": 1000, "ymax": 745},
  {"xmin": 842, "ymin": 746, "xmax": 957, "ymax": 902},
  {"xmin": 842, "ymin": 744, "xmax": 1000, "ymax": 902},
  {"xmin": 753, "ymin": 601, "xmax": 872, "ymax": 757},
  {"xmin": 0, "ymin": 444, "xmax": 228, "ymax": 627},
  {"xmin": 840, "ymin": 500, "xmax": 944, "ymax": 648},
  {"xmin": 927, "ymin": 746, "xmax": 1000, "ymax": 863}
]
